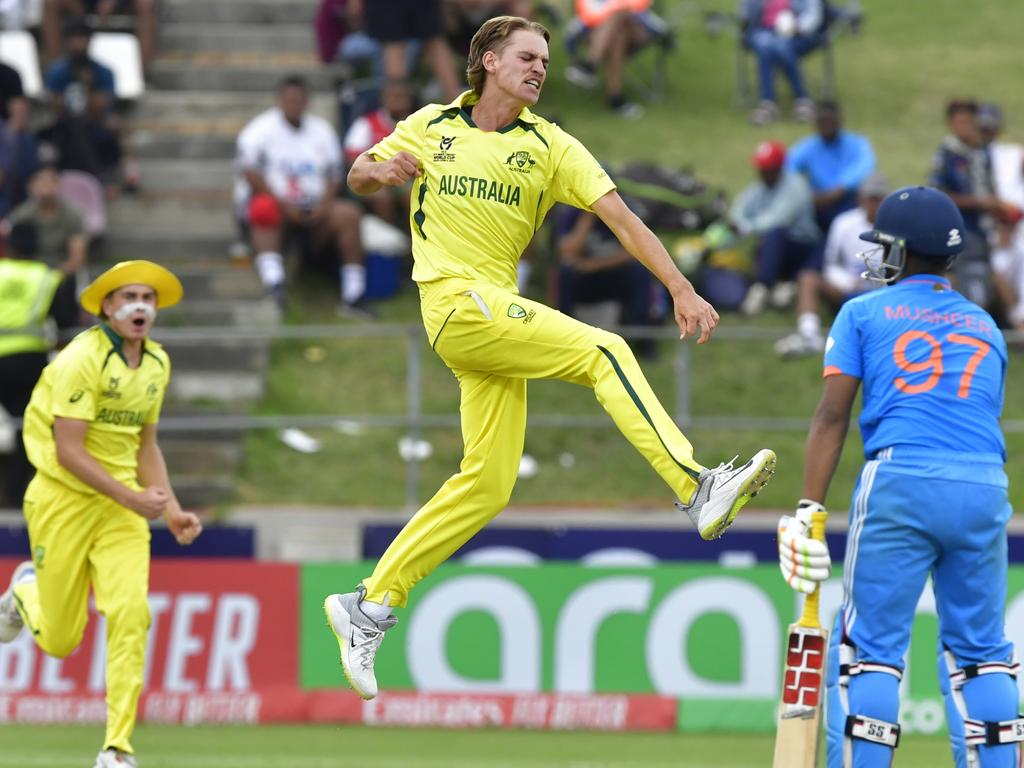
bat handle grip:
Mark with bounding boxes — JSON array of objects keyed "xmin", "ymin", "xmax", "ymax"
[{"xmin": 798, "ymin": 510, "xmax": 828, "ymax": 628}]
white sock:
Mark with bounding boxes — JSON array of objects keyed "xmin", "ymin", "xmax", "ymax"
[
  {"xmin": 517, "ymin": 260, "xmax": 532, "ymax": 294},
  {"xmin": 797, "ymin": 312, "xmax": 821, "ymax": 339},
  {"xmin": 341, "ymin": 264, "xmax": 366, "ymax": 304},
  {"xmin": 360, "ymin": 593, "xmax": 392, "ymax": 621},
  {"xmin": 255, "ymin": 251, "xmax": 284, "ymax": 288}
]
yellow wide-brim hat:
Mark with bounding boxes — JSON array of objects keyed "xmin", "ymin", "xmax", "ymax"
[{"xmin": 80, "ymin": 260, "xmax": 184, "ymax": 316}]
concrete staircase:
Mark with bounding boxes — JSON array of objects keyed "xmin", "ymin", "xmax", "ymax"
[{"xmin": 109, "ymin": 0, "xmax": 330, "ymax": 507}]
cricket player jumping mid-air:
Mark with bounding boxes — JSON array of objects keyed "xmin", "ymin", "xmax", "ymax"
[{"xmin": 325, "ymin": 15, "xmax": 777, "ymax": 701}]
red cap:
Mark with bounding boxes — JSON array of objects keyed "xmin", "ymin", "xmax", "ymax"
[
  {"xmin": 248, "ymin": 193, "xmax": 282, "ymax": 228},
  {"xmin": 752, "ymin": 140, "xmax": 786, "ymax": 170}
]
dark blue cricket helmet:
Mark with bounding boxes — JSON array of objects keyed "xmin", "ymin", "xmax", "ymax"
[{"xmin": 858, "ymin": 185, "xmax": 965, "ymax": 283}]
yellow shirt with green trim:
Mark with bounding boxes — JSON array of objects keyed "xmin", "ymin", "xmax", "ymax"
[
  {"xmin": 23, "ymin": 324, "xmax": 171, "ymax": 496},
  {"xmin": 369, "ymin": 90, "xmax": 616, "ymax": 292}
]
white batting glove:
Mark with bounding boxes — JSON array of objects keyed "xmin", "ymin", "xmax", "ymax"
[{"xmin": 777, "ymin": 500, "xmax": 832, "ymax": 594}]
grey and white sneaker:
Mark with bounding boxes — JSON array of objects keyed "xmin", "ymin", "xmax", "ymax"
[
  {"xmin": 94, "ymin": 748, "xmax": 138, "ymax": 767},
  {"xmin": 0, "ymin": 561, "xmax": 34, "ymax": 643},
  {"xmin": 774, "ymin": 331, "xmax": 824, "ymax": 359},
  {"xmin": 324, "ymin": 588, "xmax": 397, "ymax": 700},
  {"xmin": 564, "ymin": 62, "xmax": 599, "ymax": 89},
  {"xmin": 676, "ymin": 449, "xmax": 777, "ymax": 540}
]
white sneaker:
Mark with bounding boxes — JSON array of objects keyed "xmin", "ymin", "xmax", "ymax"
[
  {"xmin": 94, "ymin": 748, "xmax": 138, "ymax": 767},
  {"xmin": 741, "ymin": 282, "xmax": 768, "ymax": 315},
  {"xmin": 324, "ymin": 589, "xmax": 397, "ymax": 700},
  {"xmin": 564, "ymin": 63, "xmax": 598, "ymax": 89},
  {"xmin": 770, "ymin": 281, "xmax": 797, "ymax": 309},
  {"xmin": 749, "ymin": 100, "xmax": 779, "ymax": 126},
  {"xmin": 774, "ymin": 331, "xmax": 824, "ymax": 359},
  {"xmin": 793, "ymin": 97, "xmax": 815, "ymax": 122},
  {"xmin": 0, "ymin": 561, "xmax": 34, "ymax": 643},
  {"xmin": 676, "ymin": 449, "xmax": 777, "ymax": 540}
]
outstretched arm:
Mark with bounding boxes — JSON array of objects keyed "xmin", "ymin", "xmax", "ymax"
[
  {"xmin": 802, "ymin": 373, "xmax": 860, "ymax": 503},
  {"xmin": 591, "ymin": 190, "xmax": 719, "ymax": 343}
]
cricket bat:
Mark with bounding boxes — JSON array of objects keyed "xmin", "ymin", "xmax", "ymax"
[{"xmin": 772, "ymin": 510, "xmax": 829, "ymax": 768}]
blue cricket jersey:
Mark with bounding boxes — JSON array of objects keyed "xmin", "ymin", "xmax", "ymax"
[{"xmin": 824, "ymin": 274, "xmax": 1007, "ymax": 477}]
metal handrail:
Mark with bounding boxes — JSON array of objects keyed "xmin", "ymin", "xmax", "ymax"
[{"xmin": 36, "ymin": 322, "xmax": 1024, "ymax": 507}]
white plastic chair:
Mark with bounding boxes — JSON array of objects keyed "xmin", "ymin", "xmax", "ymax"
[
  {"xmin": 59, "ymin": 170, "xmax": 108, "ymax": 237},
  {"xmin": 0, "ymin": 29, "xmax": 43, "ymax": 98},
  {"xmin": 89, "ymin": 31, "xmax": 144, "ymax": 100}
]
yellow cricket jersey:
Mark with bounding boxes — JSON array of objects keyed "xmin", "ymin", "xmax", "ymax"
[
  {"xmin": 370, "ymin": 91, "xmax": 616, "ymax": 291},
  {"xmin": 23, "ymin": 324, "xmax": 170, "ymax": 496}
]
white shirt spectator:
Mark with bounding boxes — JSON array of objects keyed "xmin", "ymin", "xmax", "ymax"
[
  {"xmin": 989, "ymin": 141, "xmax": 1024, "ymax": 326},
  {"xmin": 343, "ymin": 108, "xmax": 395, "ymax": 164},
  {"xmin": 991, "ymin": 141, "xmax": 1024, "ymax": 208},
  {"xmin": 233, "ymin": 107, "xmax": 342, "ymax": 217},
  {"xmin": 822, "ymin": 205, "xmax": 877, "ymax": 296}
]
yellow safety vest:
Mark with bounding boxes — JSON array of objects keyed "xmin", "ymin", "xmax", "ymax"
[{"xmin": 0, "ymin": 259, "xmax": 61, "ymax": 356}]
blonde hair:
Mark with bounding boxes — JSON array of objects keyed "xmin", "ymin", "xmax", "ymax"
[{"xmin": 466, "ymin": 15, "xmax": 550, "ymax": 97}]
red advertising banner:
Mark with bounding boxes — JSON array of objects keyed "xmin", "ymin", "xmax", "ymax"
[
  {"xmin": 0, "ymin": 558, "xmax": 299, "ymax": 724},
  {"xmin": 308, "ymin": 690, "xmax": 678, "ymax": 731},
  {"xmin": 1, "ymin": 559, "xmax": 680, "ymax": 730}
]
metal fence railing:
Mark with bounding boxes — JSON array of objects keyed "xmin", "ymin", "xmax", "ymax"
[{"xmin": 16, "ymin": 323, "xmax": 1020, "ymax": 508}]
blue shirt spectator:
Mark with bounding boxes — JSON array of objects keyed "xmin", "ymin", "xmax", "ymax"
[
  {"xmin": 929, "ymin": 99, "xmax": 997, "ymax": 237},
  {"xmin": 786, "ymin": 100, "xmax": 875, "ymax": 231},
  {"xmin": 44, "ymin": 17, "xmax": 116, "ymax": 122},
  {"xmin": 44, "ymin": 59, "xmax": 115, "ymax": 100}
]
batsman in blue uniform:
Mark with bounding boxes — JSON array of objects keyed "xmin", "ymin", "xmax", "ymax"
[{"xmin": 776, "ymin": 186, "xmax": 1020, "ymax": 767}]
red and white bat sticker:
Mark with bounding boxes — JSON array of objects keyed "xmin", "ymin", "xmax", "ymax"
[{"xmin": 781, "ymin": 630, "xmax": 826, "ymax": 709}]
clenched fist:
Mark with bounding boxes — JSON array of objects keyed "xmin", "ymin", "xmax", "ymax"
[{"xmin": 377, "ymin": 151, "xmax": 422, "ymax": 186}]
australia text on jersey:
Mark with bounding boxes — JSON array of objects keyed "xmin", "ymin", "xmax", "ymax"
[
  {"xmin": 437, "ymin": 175, "xmax": 522, "ymax": 206},
  {"xmin": 884, "ymin": 304, "xmax": 994, "ymax": 339},
  {"xmin": 96, "ymin": 408, "xmax": 147, "ymax": 426}
]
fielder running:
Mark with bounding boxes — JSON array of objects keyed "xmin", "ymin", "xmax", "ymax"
[
  {"xmin": 0, "ymin": 260, "xmax": 203, "ymax": 768},
  {"xmin": 325, "ymin": 15, "xmax": 777, "ymax": 700},
  {"xmin": 778, "ymin": 186, "xmax": 1020, "ymax": 767}
]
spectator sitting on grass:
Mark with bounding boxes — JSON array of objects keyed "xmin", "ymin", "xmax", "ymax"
[
  {"xmin": 785, "ymin": 100, "xmax": 876, "ymax": 235},
  {"xmin": 978, "ymin": 102, "xmax": 1024, "ymax": 331},
  {"xmin": 774, "ymin": 171, "xmax": 887, "ymax": 359},
  {"xmin": 728, "ymin": 140, "xmax": 820, "ymax": 316},
  {"xmin": 564, "ymin": 0, "xmax": 662, "ymax": 119},
  {"xmin": 740, "ymin": 0, "xmax": 823, "ymax": 125},
  {"xmin": 930, "ymin": 98, "xmax": 1003, "ymax": 308},
  {"xmin": 555, "ymin": 204, "xmax": 660, "ymax": 359}
]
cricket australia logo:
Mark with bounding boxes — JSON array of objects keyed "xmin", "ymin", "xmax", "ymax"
[
  {"xmin": 433, "ymin": 136, "xmax": 457, "ymax": 162},
  {"xmin": 507, "ymin": 303, "xmax": 536, "ymax": 324},
  {"xmin": 505, "ymin": 150, "xmax": 536, "ymax": 174}
]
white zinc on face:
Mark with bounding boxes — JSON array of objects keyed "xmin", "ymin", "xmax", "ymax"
[{"xmin": 112, "ymin": 302, "xmax": 157, "ymax": 322}]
